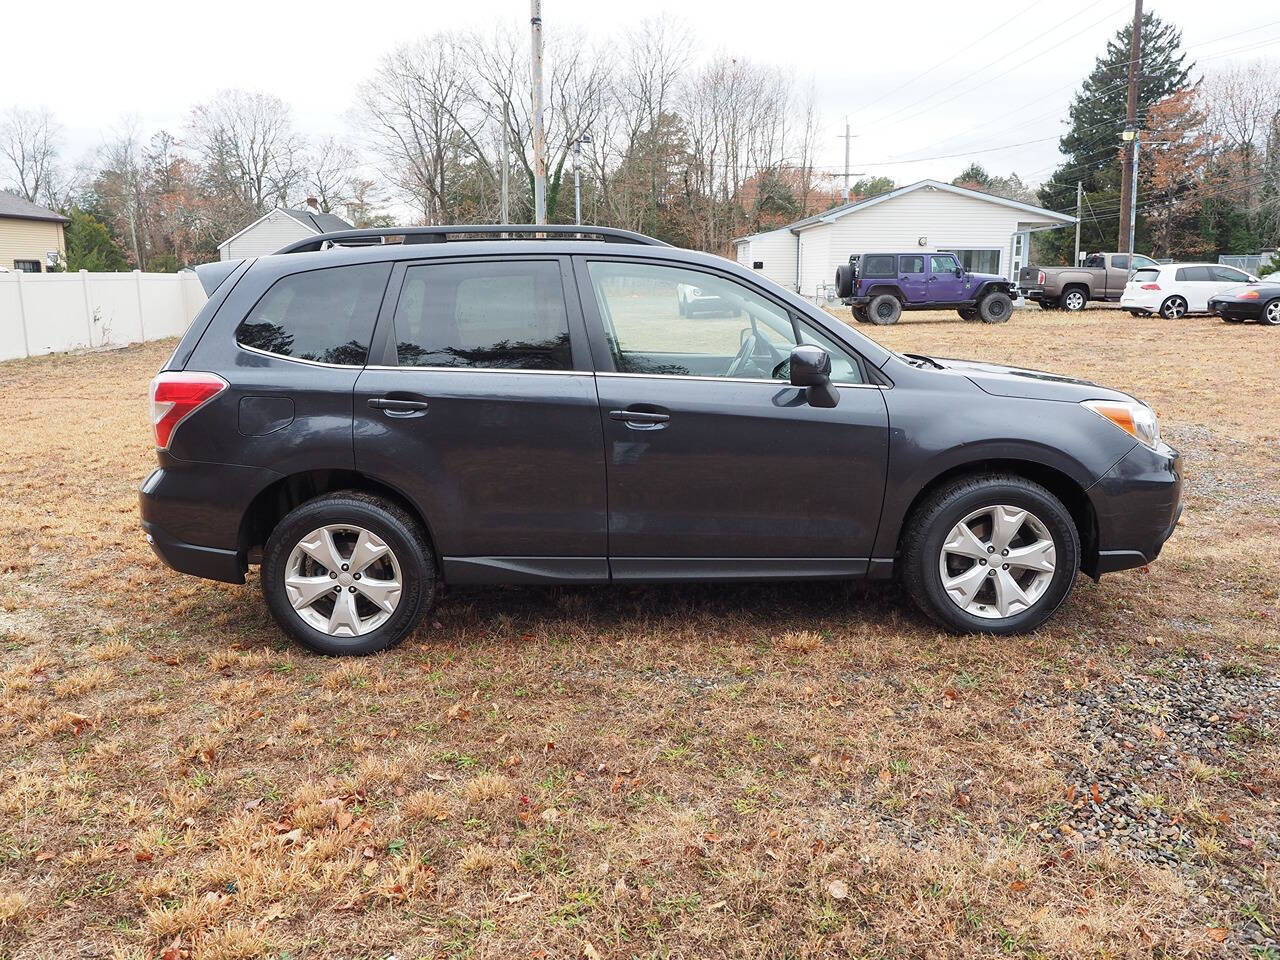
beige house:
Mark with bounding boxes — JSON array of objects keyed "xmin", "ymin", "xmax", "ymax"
[{"xmin": 0, "ymin": 192, "xmax": 68, "ymax": 273}]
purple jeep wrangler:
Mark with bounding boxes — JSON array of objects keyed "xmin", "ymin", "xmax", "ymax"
[{"xmin": 835, "ymin": 252, "xmax": 1016, "ymax": 324}]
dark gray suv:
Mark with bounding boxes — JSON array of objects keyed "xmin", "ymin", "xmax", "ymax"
[{"xmin": 141, "ymin": 226, "xmax": 1182, "ymax": 655}]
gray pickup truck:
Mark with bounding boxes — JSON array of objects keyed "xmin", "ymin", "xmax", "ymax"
[{"xmin": 1019, "ymin": 252, "xmax": 1159, "ymax": 311}]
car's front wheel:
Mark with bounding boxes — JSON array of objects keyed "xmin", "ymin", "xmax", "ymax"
[
  {"xmin": 261, "ymin": 492, "xmax": 436, "ymax": 655},
  {"xmin": 977, "ymin": 291, "xmax": 1012, "ymax": 323},
  {"xmin": 1260, "ymin": 299, "xmax": 1280, "ymax": 326},
  {"xmin": 900, "ymin": 475, "xmax": 1080, "ymax": 635}
]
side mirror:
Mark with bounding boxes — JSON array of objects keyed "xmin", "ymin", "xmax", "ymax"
[
  {"xmin": 789, "ymin": 345, "xmax": 839, "ymax": 408},
  {"xmin": 954, "ymin": 267, "xmax": 964, "ymax": 278}
]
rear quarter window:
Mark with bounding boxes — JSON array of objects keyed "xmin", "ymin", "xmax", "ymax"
[
  {"xmin": 861, "ymin": 255, "xmax": 896, "ymax": 278},
  {"xmin": 1132, "ymin": 268, "xmax": 1160, "ymax": 282},
  {"xmin": 236, "ymin": 263, "xmax": 391, "ymax": 365}
]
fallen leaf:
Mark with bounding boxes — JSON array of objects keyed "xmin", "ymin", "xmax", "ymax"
[
  {"xmin": 1207, "ymin": 928, "xmax": 1228, "ymax": 943},
  {"xmin": 582, "ymin": 940, "xmax": 602, "ymax": 960},
  {"xmin": 506, "ymin": 891, "xmax": 535, "ymax": 904},
  {"xmin": 135, "ymin": 850, "xmax": 154, "ymax": 863},
  {"xmin": 1009, "ymin": 880, "xmax": 1027, "ymax": 892},
  {"xmin": 827, "ymin": 879, "xmax": 849, "ymax": 900},
  {"xmin": 1090, "ymin": 782, "xmax": 1102, "ymax": 805}
]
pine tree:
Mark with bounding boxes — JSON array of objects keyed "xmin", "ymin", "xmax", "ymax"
[
  {"xmin": 1036, "ymin": 12, "xmax": 1193, "ymax": 262},
  {"xmin": 65, "ymin": 207, "xmax": 130, "ymax": 272}
]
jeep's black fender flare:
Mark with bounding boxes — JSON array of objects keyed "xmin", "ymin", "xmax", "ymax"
[{"xmin": 971, "ymin": 280, "xmax": 1015, "ymax": 303}]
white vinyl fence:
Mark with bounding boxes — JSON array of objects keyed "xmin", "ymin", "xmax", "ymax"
[{"xmin": 0, "ymin": 270, "xmax": 208, "ymax": 362}]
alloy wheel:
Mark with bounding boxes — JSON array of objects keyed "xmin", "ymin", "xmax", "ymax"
[
  {"xmin": 284, "ymin": 524, "xmax": 403, "ymax": 637},
  {"xmin": 1063, "ymin": 291, "xmax": 1085, "ymax": 311},
  {"xmin": 1265, "ymin": 300, "xmax": 1280, "ymax": 325},
  {"xmin": 1162, "ymin": 297, "xmax": 1187, "ymax": 320},
  {"xmin": 937, "ymin": 505, "xmax": 1056, "ymax": 620}
]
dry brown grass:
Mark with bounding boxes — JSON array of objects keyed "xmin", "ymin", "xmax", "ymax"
[{"xmin": 0, "ymin": 308, "xmax": 1276, "ymax": 958}]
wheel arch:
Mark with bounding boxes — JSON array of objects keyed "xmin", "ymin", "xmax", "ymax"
[
  {"xmin": 238, "ymin": 468, "xmax": 441, "ymax": 571},
  {"xmin": 864, "ymin": 284, "xmax": 904, "ymax": 303},
  {"xmin": 1061, "ymin": 282, "xmax": 1090, "ymax": 305},
  {"xmin": 886, "ymin": 457, "xmax": 1098, "ymax": 577}
]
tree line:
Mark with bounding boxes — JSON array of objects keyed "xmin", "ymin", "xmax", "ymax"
[{"xmin": 2, "ymin": 13, "xmax": 1276, "ymax": 272}]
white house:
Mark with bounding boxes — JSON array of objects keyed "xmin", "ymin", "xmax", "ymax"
[
  {"xmin": 218, "ymin": 201, "xmax": 354, "ymax": 260},
  {"xmin": 734, "ymin": 180, "xmax": 1077, "ymax": 300}
]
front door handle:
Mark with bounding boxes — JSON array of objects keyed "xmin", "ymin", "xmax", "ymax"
[
  {"xmin": 368, "ymin": 397, "xmax": 429, "ymax": 417},
  {"xmin": 609, "ymin": 408, "xmax": 670, "ymax": 429}
]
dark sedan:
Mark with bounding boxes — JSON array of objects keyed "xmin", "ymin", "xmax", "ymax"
[{"xmin": 1208, "ymin": 277, "xmax": 1280, "ymax": 325}]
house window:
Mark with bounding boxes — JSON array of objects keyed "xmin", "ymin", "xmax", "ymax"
[
  {"xmin": 13, "ymin": 260, "xmax": 41, "ymax": 273},
  {"xmin": 953, "ymin": 249, "xmax": 1000, "ymax": 274}
]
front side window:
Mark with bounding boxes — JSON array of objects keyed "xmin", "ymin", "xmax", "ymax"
[
  {"xmin": 236, "ymin": 263, "xmax": 390, "ymax": 365},
  {"xmin": 1212, "ymin": 265, "xmax": 1250, "ymax": 283},
  {"xmin": 585, "ymin": 261, "xmax": 862, "ymax": 384},
  {"xmin": 929, "ymin": 254, "xmax": 959, "ymax": 274},
  {"xmin": 393, "ymin": 260, "xmax": 571, "ymax": 370}
]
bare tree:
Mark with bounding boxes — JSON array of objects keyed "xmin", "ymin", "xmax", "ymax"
[
  {"xmin": 187, "ymin": 90, "xmax": 306, "ymax": 214},
  {"xmin": 0, "ymin": 107, "xmax": 62, "ymax": 206},
  {"xmin": 307, "ymin": 137, "xmax": 362, "ymax": 213}
]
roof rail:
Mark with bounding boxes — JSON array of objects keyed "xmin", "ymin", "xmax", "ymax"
[{"xmin": 274, "ymin": 224, "xmax": 669, "ymax": 254}]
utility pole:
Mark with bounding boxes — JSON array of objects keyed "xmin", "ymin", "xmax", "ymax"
[
  {"xmin": 1117, "ymin": 0, "xmax": 1143, "ymax": 252},
  {"xmin": 572, "ymin": 134, "xmax": 592, "ymax": 225},
  {"xmin": 500, "ymin": 100, "xmax": 510, "ymax": 225},
  {"xmin": 530, "ymin": 0, "xmax": 547, "ymax": 225},
  {"xmin": 1126, "ymin": 134, "xmax": 1140, "ymax": 262},
  {"xmin": 1074, "ymin": 181, "xmax": 1082, "ymax": 265},
  {"xmin": 839, "ymin": 117, "xmax": 854, "ymax": 202}
]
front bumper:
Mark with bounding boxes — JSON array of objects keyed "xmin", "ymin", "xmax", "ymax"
[
  {"xmin": 1208, "ymin": 298, "xmax": 1263, "ymax": 320},
  {"xmin": 1085, "ymin": 440, "xmax": 1183, "ymax": 577}
]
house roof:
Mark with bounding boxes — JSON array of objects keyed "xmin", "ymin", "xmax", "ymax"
[
  {"xmin": 735, "ymin": 179, "xmax": 1076, "ymax": 243},
  {"xmin": 217, "ymin": 206, "xmax": 355, "ymax": 251},
  {"xmin": 279, "ymin": 207, "xmax": 355, "ymax": 234},
  {"xmin": 0, "ymin": 192, "xmax": 70, "ymax": 224}
]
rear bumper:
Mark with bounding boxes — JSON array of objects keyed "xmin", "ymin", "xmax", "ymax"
[
  {"xmin": 1208, "ymin": 298, "xmax": 1263, "ymax": 320},
  {"xmin": 1020, "ymin": 287, "xmax": 1052, "ymax": 302},
  {"xmin": 1120, "ymin": 292, "xmax": 1161, "ymax": 313},
  {"xmin": 139, "ymin": 457, "xmax": 282, "ymax": 585},
  {"xmin": 1085, "ymin": 441, "xmax": 1183, "ymax": 577}
]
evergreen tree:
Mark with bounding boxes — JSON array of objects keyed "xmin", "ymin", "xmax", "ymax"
[
  {"xmin": 64, "ymin": 207, "xmax": 130, "ymax": 272},
  {"xmin": 1037, "ymin": 12, "xmax": 1193, "ymax": 262}
]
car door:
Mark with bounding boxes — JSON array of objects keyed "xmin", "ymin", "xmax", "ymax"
[
  {"xmin": 928, "ymin": 253, "xmax": 965, "ymax": 302},
  {"xmin": 1176, "ymin": 265, "xmax": 1214, "ymax": 311},
  {"xmin": 575, "ymin": 256, "xmax": 889, "ymax": 578},
  {"xmin": 897, "ymin": 254, "xmax": 929, "ymax": 303},
  {"xmin": 353, "ymin": 256, "xmax": 609, "ymax": 584}
]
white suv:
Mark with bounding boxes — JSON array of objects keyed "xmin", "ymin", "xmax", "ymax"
[{"xmin": 1121, "ymin": 263, "xmax": 1257, "ymax": 319}]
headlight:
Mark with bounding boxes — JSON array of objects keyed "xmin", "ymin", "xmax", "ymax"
[{"xmin": 1082, "ymin": 399, "xmax": 1160, "ymax": 450}]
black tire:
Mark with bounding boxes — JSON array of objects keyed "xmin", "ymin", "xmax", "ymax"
[
  {"xmin": 852, "ymin": 305, "xmax": 870, "ymax": 323},
  {"xmin": 958, "ymin": 308, "xmax": 978, "ymax": 322},
  {"xmin": 1128, "ymin": 310, "xmax": 1143, "ymax": 317},
  {"xmin": 1159, "ymin": 295, "xmax": 1188, "ymax": 320},
  {"xmin": 1060, "ymin": 287, "xmax": 1088, "ymax": 312},
  {"xmin": 1037, "ymin": 301, "xmax": 1054, "ymax": 311},
  {"xmin": 1259, "ymin": 298, "xmax": 1280, "ymax": 326},
  {"xmin": 1222, "ymin": 315, "xmax": 1245, "ymax": 324},
  {"xmin": 868, "ymin": 293, "xmax": 902, "ymax": 325},
  {"xmin": 977, "ymin": 291, "xmax": 1013, "ymax": 323},
  {"xmin": 900, "ymin": 474, "xmax": 1081, "ymax": 636},
  {"xmin": 835, "ymin": 263, "xmax": 854, "ymax": 299},
  {"xmin": 261, "ymin": 492, "xmax": 436, "ymax": 656}
]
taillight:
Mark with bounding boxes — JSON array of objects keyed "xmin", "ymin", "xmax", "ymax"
[
  {"xmin": 1036, "ymin": 271, "xmax": 1045, "ymax": 285},
  {"xmin": 150, "ymin": 371, "xmax": 228, "ymax": 449},
  {"xmin": 1140, "ymin": 283, "xmax": 1161, "ymax": 290}
]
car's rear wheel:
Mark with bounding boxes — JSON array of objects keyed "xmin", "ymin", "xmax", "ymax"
[
  {"xmin": 1160, "ymin": 296, "xmax": 1188, "ymax": 320},
  {"xmin": 868, "ymin": 294, "xmax": 902, "ymax": 325},
  {"xmin": 1261, "ymin": 299, "xmax": 1280, "ymax": 326},
  {"xmin": 262, "ymin": 492, "xmax": 436, "ymax": 656},
  {"xmin": 977, "ymin": 291, "xmax": 1012, "ymax": 323},
  {"xmin": 900, "ymin": 475, "xmax": 1080, "ymax": 635},
  {"xmin": 1060, "ymin": 288, "xmax": 1087, "ymax": 312},
  {"xmin": 852, "ymin": 305, "xmax": 870, "ymax": 323},
  {"xmin": 958, "ymin": 308, "xmax": 978, "ymax": 321},
  {"xmin": 1038, "ymin": 301, "xmax": 1054, "ymax": 310}
]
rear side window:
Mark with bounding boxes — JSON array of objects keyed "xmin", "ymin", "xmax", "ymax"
[
  {"xmin": 1132, "ymin": 268, "xmax": 1160, "ymax": 282},
  {"xmin": 861, "ymin": 255, "xmax": 896, "ymax": 278},
  {"xmin": 393, "ymin": 260, "xmax": 572, "ymax": 370},
  {"xmin": 899, "ymin": 255, "xmax": 924, "ymax": 274},
  {"xmin": 236, "ymin": 263, "xmax": 390, "ymax": 365},
  {"xmin": 1175, "ymin": 266, "xmax": 1212, "ymax": 282}
]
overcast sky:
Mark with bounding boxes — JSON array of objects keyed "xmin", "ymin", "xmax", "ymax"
[{"xmin": 5, "ymin": 0, "xmax": 1278, "ymax": 200}]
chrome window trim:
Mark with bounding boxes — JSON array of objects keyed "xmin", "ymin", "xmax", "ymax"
[
  {"xmin": 363, "ymin": 365, "xmax": 593, "ymax": 376},
  {"xmin": 595, "ymin": 371, "xmax": 886, "ymax": 389},
  {"xmin": 236, "ymin": 342, "xmax": 367, "ymax": 369}
]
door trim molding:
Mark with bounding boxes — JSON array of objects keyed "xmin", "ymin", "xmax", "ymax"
[{"xmin": 610, "ymin": 557, "xmax": 869, "ymax": 582}]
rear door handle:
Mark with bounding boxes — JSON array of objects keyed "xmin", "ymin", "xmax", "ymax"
[{"xmin": 368, "ymin": 397, "xmax": 429, "ymax": 417}]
